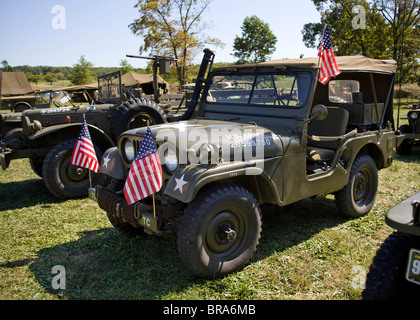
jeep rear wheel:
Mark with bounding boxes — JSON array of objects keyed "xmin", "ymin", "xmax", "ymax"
[
  {"xmin": 335, "ymin": 153, "xmax": 378, "ymax": 218},
  {"xmin": 42, "ymin": 139, "xmax": 104, "ymax": 199},
  {"xmin": 177, "ymin": 184, "xmax": 262, "ymax": 278},
  {"xmin": 110, "ymin": 98, "xmax": 167, "ymax": 140}
]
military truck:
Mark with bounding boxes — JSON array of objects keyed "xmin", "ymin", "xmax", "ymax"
[
  {"xmin": 0, "ymin": 70, "xmax": 169, "ymax": 199},
  {"xmin": 89, "ymin": 51, "xmax": 404, "ymax": 278},
  {"xmin": 363, "ymin": 191, "xmax": 420, "ymax": 299},
  {"xmin": 396, "ymin": 104, "xmax": 420, "ymax": 155}
]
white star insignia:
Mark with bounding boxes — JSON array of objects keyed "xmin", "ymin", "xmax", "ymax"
[
  {"xmin": 102, "ymin": 154, "xmax": 110, "ymax": 168},
  {"xmin": 174, "ymin": 174, "xmax": 188, "ymax": 194}
]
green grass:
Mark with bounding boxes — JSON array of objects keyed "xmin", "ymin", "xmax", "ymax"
[{"xmin": 1, "ymin": 148, "xmax": 419, "ymax": 300}]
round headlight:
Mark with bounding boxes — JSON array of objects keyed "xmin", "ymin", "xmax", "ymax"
[
  {"xmin": 410, "ymin": 112, "xmax": 418, "ymax": 120},
  {"xmin": 164, "ymin": 148, "xmax": 178, "ymax": 172},
  {"xmin": 124, "ymin": 140, "xmax": 135, "ymax": 161}
]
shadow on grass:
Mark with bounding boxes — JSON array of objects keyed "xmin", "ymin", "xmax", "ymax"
[
  {"xmin": 0, "ymin": 179, "xmax": 64, "ymax": 211},
  {"xmin": 393, "ymin": 148, "xmax": 420, "ymax": 164},
  {"xmin": 5, "ymin": 196, "xmax": 348, "ymax": 300}
]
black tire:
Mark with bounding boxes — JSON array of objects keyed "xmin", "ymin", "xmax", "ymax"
[
  {"xmin": 177, "ymin": 184, "xmax": 262, "ymax": 278},
  {"xmin": 335, "ymin": 153, "xmax": 378, "ymax": 218},
  {"xmin": 3, "ymin": 127, "xmax": 23, "ymax": 140},
  {"xmin": 42, "ymin": 139, "xmax": 104, "ymax": 199},
  {"xmin": 29, "ymin": 156, "xmax": 44, "ymax": 178},
  {"xmin": 13, "ymin": 103, "xmax": 31, "ymax": 113},
  {"xmin": 396, "ymin": 125, "xmax": 413, "ymax": 155},
  {"xmin": 3, "ymin": 128, "xmax": 26, "ymax": 149},
  {"xmin": 110, "ymin": 98, "xmax": 167, "ymax": 140},
  {"xmin": 363, "ymin": 232, "xmax": 420, "ymax": 300}
]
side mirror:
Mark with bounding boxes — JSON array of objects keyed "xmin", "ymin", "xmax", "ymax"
[{"xmin": 311, "ymin": 104, "xmax": 328, "ymax": 121}]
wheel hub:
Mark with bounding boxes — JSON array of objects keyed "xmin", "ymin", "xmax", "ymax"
[{"xmin": 206, "ymin": 211, "xmax": 241, "ymax": 255}]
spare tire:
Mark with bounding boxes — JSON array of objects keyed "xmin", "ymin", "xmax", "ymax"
[{"xmin": 110, "ymin": 98, "xmax": 167, "ymax": 141}]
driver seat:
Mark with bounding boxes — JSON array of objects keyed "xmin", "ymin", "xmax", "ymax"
[{"xmin": 307, "ymin": 106, "xmax": 350, "ymax": 162}]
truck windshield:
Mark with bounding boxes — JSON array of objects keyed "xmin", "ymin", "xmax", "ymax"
[{"xmin": 206, "ymin": 72, "xmax": 311, "ymax": 108}]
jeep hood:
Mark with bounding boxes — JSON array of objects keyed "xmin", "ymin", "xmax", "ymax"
[{"xmin": 121, "ymin": 119, "xmax": 297, "ymax": 157}]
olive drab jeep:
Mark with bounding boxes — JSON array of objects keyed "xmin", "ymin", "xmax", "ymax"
[
  {"xmin": 0, "ymin": 70, "xmax": 170, "ymax": 199},
  {"xmin": 89, "ymin": 50, "xmax": 404, "ymax": 278},
  {"xmin": 396, "ymin": 104, "xmax": 420, "ymax": 155}
]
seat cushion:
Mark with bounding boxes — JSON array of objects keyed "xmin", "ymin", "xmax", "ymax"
[
  {"xmin": 307, "ymin": 146, "xmax": 335, "ymax": 162},
  {"xmin": 308, "ymin": 107, "xmax": 349, "ymax": 150}
]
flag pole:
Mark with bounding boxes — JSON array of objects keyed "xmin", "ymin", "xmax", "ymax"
[
  {"xmin": 146, "ymin": 119, "xmax": 157, "ymax": 219},
  {"xmin": 82, "ymin": 112, "xmax": 93, "ymax": 189},
  {"xmin": 315, "ymin": 24, "xmax": 327, "ymax": 85}
]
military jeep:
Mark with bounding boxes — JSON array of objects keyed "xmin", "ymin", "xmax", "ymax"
[
  {"xmin": 0, "ymin": 71, "xmax": 168, "ymax": 199},
  {"xmin": 90, "ymin": 52, "xmax": 403, "ymax": 278},
  {"xmin": 396, "ymin": 105, "xmax": 420, "ymax": 155}
]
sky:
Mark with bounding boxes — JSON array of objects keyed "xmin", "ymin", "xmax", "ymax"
[{"xmin": 0, "ymin": 0, "xmax": 321, "ymax": 69}]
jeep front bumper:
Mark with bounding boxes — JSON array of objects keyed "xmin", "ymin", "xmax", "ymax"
[{"xmin": 89, "ymin": 187, "xmax": 159, "ymax": 233}]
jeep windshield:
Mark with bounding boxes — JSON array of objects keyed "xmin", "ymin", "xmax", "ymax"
[{"xmin": 205, "ymin": 71, "xmax": 312, "ymax": 108}]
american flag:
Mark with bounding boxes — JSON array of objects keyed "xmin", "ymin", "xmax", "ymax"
[
  {"xmin": 318, "ymin": 25, "xmax": 341, "ymax": 85},
  {"xmin": 70, "ymin": 119, "xmax": 99, "ymax": 173},
  {"xmin": 123, "ymin": 127, "xmax": 162, "ymax": 205}
]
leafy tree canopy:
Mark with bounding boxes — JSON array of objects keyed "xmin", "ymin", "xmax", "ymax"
[{"xmin": 232, "ymin": 15, "xmax": 278, "ymax": 64}]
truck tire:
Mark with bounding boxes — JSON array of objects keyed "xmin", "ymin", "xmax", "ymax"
[
  {"xmin": 29, "ymin": 156, "xmax": 44, "ymax": 178},
  {"xmin": 363, "ymin": 231, "xmax": 420, "ymax": 300},
  {"xmin": 42, "ymin": 139, "xmax": 104, "ymax": 199},
  {"xmin": 335, "ymin": 153, "xmax": 378, "ymax": 218},
  {"xmin": 110, "ymin": 98, "xmax": 167, "ymax": 140},
  {"xmin": 177, "ymin": 184, "xmax": 262, "ymax": 278}
]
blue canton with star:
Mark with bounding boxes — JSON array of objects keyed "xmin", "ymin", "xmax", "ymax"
[{"xmin": 135, "ymin": 127, "xmax": 157, "ymax": 161}]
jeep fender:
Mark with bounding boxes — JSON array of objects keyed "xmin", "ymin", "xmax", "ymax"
[
  {"xmin": 27, "ymin": 123, "xmax": 115, "ymax": 152},
  {"xmin": 164, "ymin": 159, "xmax": 279, "ymax": 204}
]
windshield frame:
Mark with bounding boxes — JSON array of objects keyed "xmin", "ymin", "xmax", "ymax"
[{"xmin": 204, "ymin": 69, "xmax": 313, "ymax": 110}]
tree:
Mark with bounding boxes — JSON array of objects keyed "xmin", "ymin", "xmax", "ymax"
[
  {"xmin": 1, "ymin": 60, "xmax": 13, "ymax": 71},
  {"xmin": 129, "ymin": 0, "xmax": 224, "ymax": 86},
  {"xmin": 232, "ymin": 16, "xmax": 277, "ymax": 64},
  {"xmin": 302, "ymin": 0, "xmax": 392, "ymax": 58},
  {"xmin": 44, "ymin": 73, "xmax": 58, "ymax": 85},
  {"xmin": 70, "ymin": 55, "xmax": 95, "ymax": 85},
  {"xmin": 119, "ymin": 59, "xmax": 134, "ymax": 74},
  {"xmin": 302, "ymin": 0, "xmax": 420, "ymax": 83},
  {"xmin": 375, "ymin": 0, "xmax": 420, "ymax": 82}
]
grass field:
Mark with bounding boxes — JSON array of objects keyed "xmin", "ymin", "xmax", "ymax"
[{"xmin": 0, "ymin": 146, "xmax": 419, "ymax": 300}]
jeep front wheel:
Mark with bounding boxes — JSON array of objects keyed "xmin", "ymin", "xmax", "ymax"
[
  {"xmin": 42, "ymin": 139, "xmax": 104, "ymax": 199},
  {"xmin": 177, "ymin": 184, "xmax": 262, "ymax": 278},
  {"xmin": 335, "ymin": 153, "xmax": 378, "ymax": 218}
]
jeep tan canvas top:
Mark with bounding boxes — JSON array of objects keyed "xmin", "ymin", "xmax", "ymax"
[{"xmin": 213, "ymin": 55, "xmax": 398, "ymax": 75}]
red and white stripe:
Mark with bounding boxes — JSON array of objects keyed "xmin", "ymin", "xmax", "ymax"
[
  {"xmin": 71, "ymin": 136, "xmax": 99, "ymax": 173},
  {"xmin": 123, "ymin": 152, "xmax": 162, "ymax": 205}
]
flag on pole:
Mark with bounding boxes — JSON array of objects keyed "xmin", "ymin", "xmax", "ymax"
[
  {"xmin": 71, "ymin": 119, "xmax": 100, "ymax": 173},
  {"xmin": 123, "ymin": 127, "xmax": 162, "ymax": 205},
  {"xmin": 318, "ymin": 25, "xmax": 341, "ymax": 85}
]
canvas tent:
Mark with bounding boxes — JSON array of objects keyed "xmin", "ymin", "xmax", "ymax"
[
  {"xmin": 121, "ymin": 72, "xmax": 169, "ymax": 95},
  {"xmin": 0, "ymin": 72, "xmax": 34, "ymax": 97}
]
